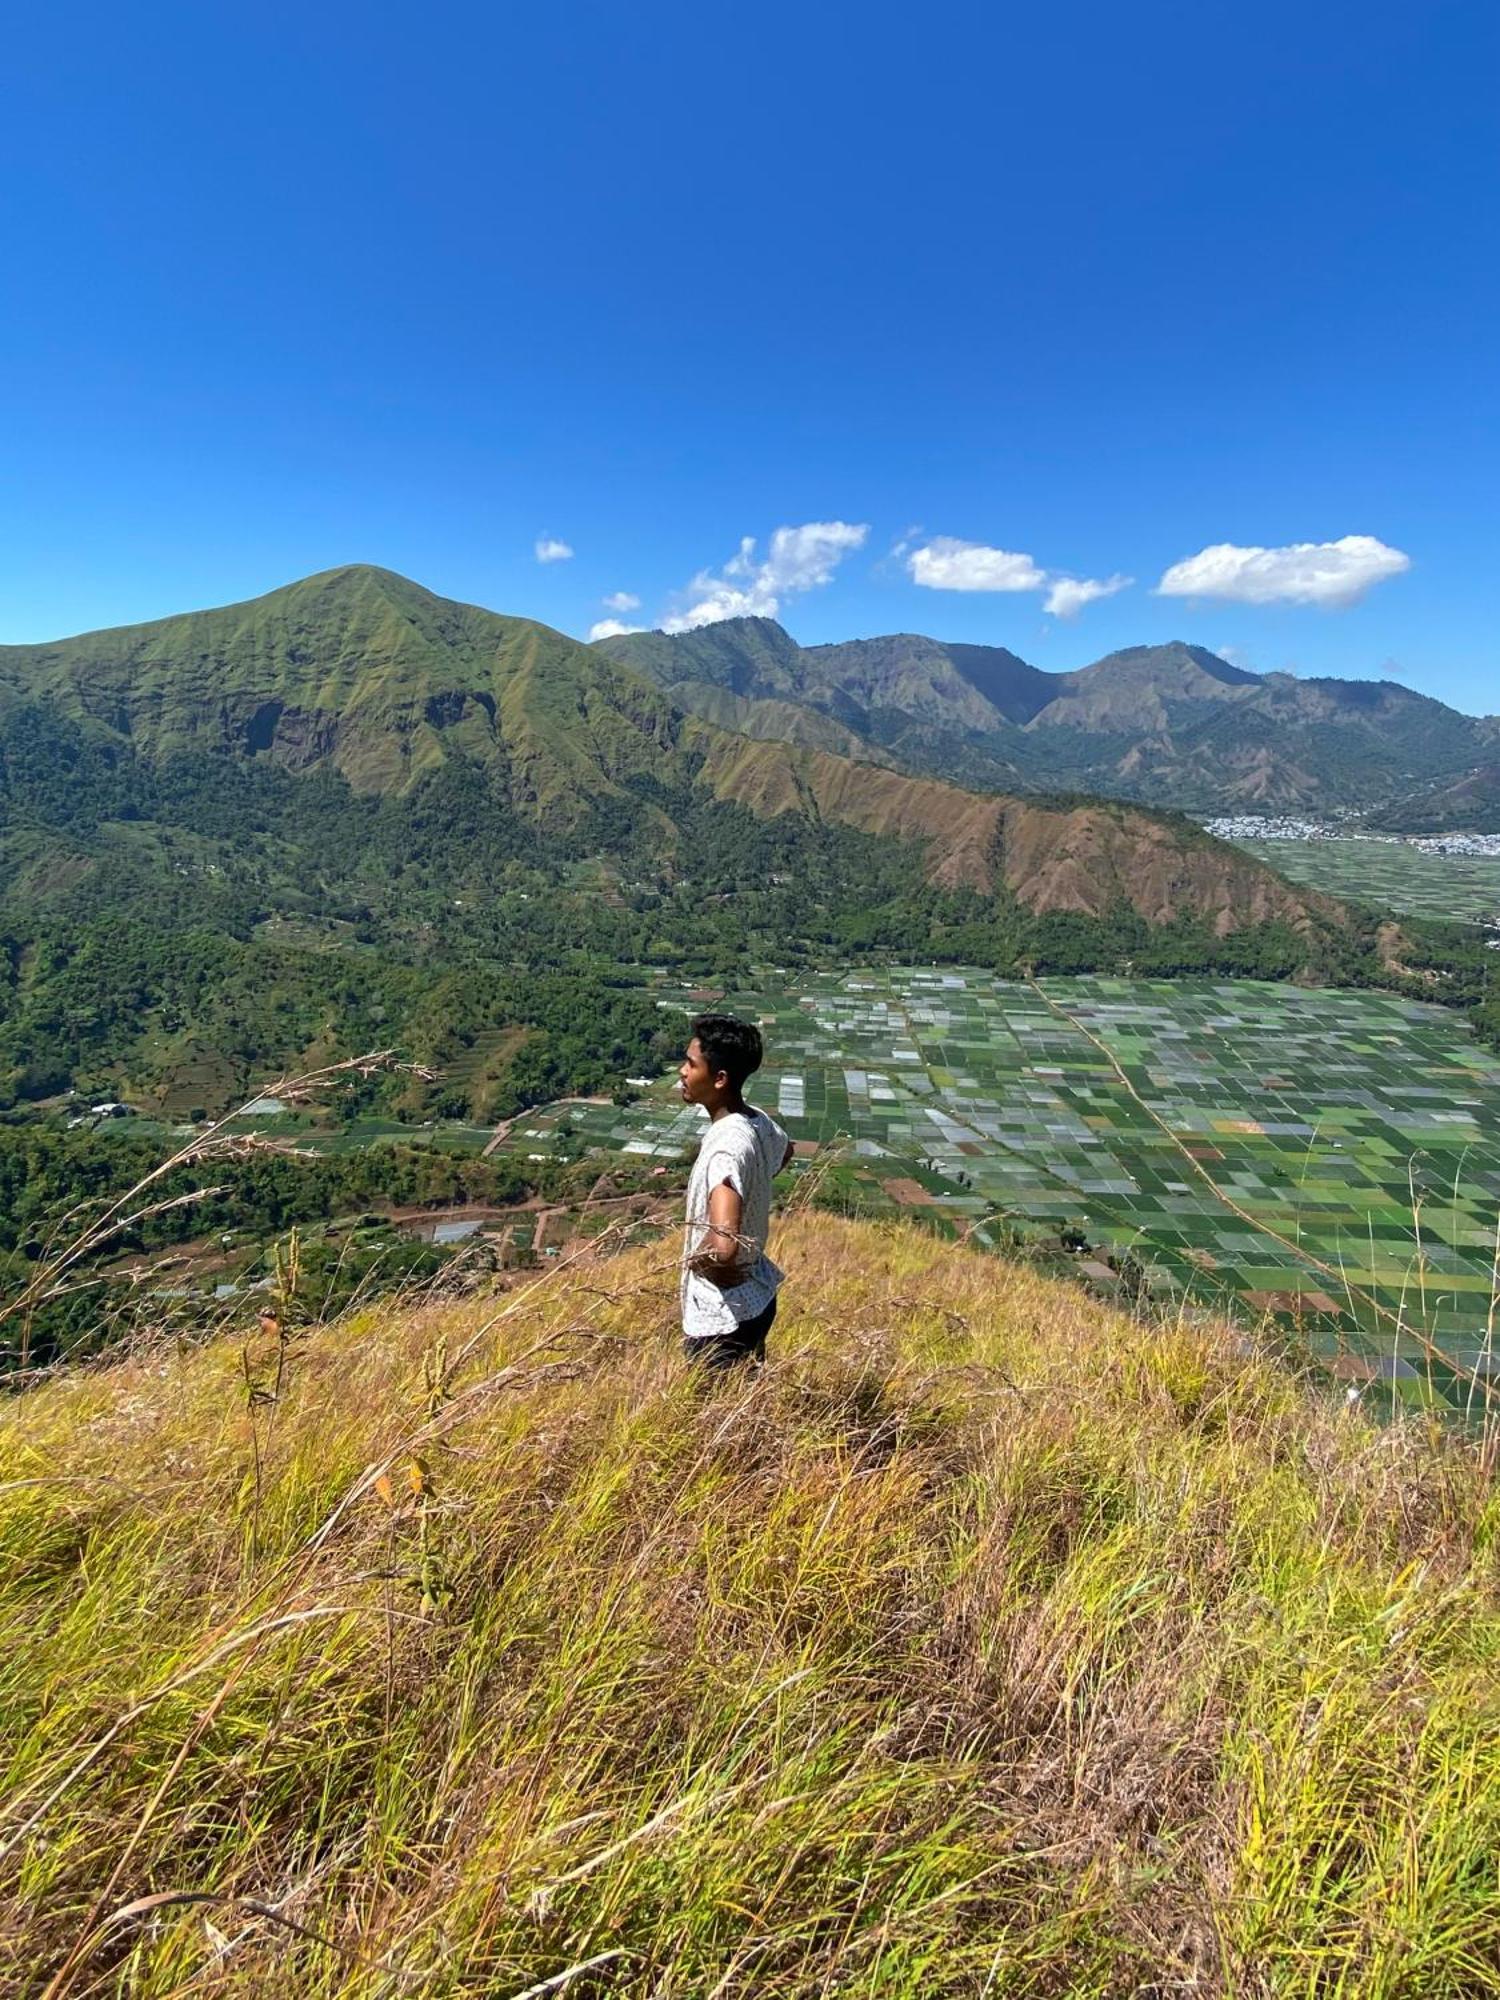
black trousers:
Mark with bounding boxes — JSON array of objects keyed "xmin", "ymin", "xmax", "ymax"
[{"xmin": 682, "ymin": 1296, "xmax": 777, "ymax": 1372}]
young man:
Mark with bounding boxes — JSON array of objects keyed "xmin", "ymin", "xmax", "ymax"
[{"xmin": 677, "ymin": 1012, "xmax": 794, "ymax": 1371}]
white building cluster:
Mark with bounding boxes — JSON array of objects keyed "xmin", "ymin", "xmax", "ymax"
[{"xmin": 1202, "ymin": 816, "xmax": 1500, "ymax": 859}]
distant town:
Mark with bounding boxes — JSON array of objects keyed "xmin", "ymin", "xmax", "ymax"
[{"xmin": 1201, "ymin": 814, "xmax": 1500, "ymax": 860}]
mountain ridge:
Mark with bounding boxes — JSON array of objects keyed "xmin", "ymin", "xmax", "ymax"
[{"xmin": 598, "ymin": 617, "xmax": 1496, "ymax": 817}]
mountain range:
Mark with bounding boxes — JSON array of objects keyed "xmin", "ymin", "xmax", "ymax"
[
  {"xmin": 597, "ymin": 619, "xmax": 1499, "ymax": 823},
  {"xmin": 0, "ymin": 565, "xmax": 1347, "ymax": 937}
]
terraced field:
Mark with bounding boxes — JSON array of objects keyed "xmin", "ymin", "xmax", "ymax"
[
  {"xmin": 492, "ymin": 971, "xmax": 1500, "ymax": 1409},
  {"xmin": 1234, "ymin": 834, "xmax": 1500, "ymax": 926}
]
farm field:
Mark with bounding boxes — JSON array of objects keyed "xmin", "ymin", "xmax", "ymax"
[
  {"xmin": 1234, "ymin": 834, "xmax": 1500, "ymax": 926},
  {"xmin": 490, "ymin": 970, "xmax": 1500, "ymax": 1408}
]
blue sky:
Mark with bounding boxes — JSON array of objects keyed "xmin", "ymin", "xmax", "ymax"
[{"xmin": 3, "ymin": 1, "xmax": 1496, "ymax": 709}]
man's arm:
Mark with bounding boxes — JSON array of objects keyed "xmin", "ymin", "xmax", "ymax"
[
  {"xmin": 778, "ymin": 1137, "xmax": 794, "ymax": 1174},
  {"xmin": 687, "ymin": 1176, "xmax": 748, "ymax": 1289}
]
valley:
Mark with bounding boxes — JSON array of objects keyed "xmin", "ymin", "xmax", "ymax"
[
  {"xmin": 116, "ymin": 922, "xmax": 1500, "ymax": 1397},
  {"xmin": 486, "ymin": 968, "xmax": 1500, "ymax": 1412},
  {"xmin": 80, "ymin": 954, "xmax": 1500, "ymax": 1415},
  {"xmin": 2, "ymin": 567, "xmax": 1497, "ymax": 1404}
]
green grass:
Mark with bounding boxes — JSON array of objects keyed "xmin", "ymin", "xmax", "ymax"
[{"xmin": 4, "ymin": 1215, "xmax": 1500, "ymax": 1994}]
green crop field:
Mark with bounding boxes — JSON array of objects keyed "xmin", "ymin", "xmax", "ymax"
[
  {"xmin": 1235, "ymin": 834, "xmax": 1500, "ymax": 925},
  {"xmin": 489, "ymin": 970, "xmax": 1500, "ymax": 1410}
]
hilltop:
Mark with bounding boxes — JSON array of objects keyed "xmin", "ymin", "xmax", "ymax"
[
  {"xmin": 599, "ymin": 617, "xmax": 1498, "ymax": 816},
  {"xmin": 4, "ymin": 1213, "xmax": 1497, "ymax": 1994},
  {"xmin": 0, "ymin": 564, "xmax": 684, "ymax": 806}
]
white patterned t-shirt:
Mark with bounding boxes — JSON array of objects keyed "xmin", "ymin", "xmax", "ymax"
[{"xmin": 680, "ymin": 1106, "xmax": 788, "ymax": 1338}]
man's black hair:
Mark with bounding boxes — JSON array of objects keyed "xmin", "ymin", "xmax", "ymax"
[{"xmin": 690, "ymin": 1013, "xmax": 763, "ymax": 1090}]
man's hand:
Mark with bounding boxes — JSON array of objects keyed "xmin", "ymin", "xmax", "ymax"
[{"xmin": 688, "ymin": 1176, "xmax": 748, "ymax": 1288}]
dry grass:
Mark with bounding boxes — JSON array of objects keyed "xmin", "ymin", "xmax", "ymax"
[{"xmin": 3, "ymin": 1214, "xmax": 1499, "ymax": 1996}]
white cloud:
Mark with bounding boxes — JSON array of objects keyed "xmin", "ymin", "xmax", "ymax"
[
  {"xmin": 534, "ymin": 536, "xmax": 574, "ymax": 564},
  {"xmin": 662, "ymin": 520, "xmax": 868, "ymax": 632},
  {"xmin": 1043, "ymin": 573, "xmax": 1133, "ymax": 619},
  {"xmin": 588, "ymin": 618, "xmax": 645, "ymax": 641},
  {"xmin": 603, "ymin": 590, "xmax": 641, "ymax": 612},
  {"xmin": 1156, "ymin": 535, "xmax": 1410, "ymax": 609},
  {"xmin": 907, "ymin": 537, "xmax": 1046, "ymax": 593},
  {"xmin": 904, "ymin": 534, "xmax": 1134, "ymax": 617}
]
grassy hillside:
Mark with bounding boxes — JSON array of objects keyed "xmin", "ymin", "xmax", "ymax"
[
  {"xmin": 687, "ymin": 728, "xmax": 1344, "ymax": 928},
  {"xmin": 604, "ymin": 620, "xmax": 1035, "ymax": 734},
  {"xmin": 0, "ymin": 565, "xmax": 683, "ymax": 805},
  {"xmin": 595, "ymin": 615, "xmax": 804, "ymax": 695},
  {"xmin": 6, "ymin": 1215, "xmax": 1499, "ymax": 1995}
]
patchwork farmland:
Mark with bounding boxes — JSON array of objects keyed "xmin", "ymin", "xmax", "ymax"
[
  {"xmin": 494, "ymin": 971, "xmax": 1500, "ymax": 1408},
  {"xmin": 1232, "ymin": 834, "xmax": 1500, "ymax": 927}
]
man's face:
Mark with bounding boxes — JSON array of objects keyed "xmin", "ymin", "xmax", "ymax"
[{"xmin": 678, "ymin": 1037, "xmax": 724, "ymax": 1108}]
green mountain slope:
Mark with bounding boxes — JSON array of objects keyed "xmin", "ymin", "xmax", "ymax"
[
  {"xmin": 798, "ymin": 632, "xmax": 1028, "ymax": 732},
  {"xmin": 603, "ymin": 620, "xmax": 1044, "ymax": 734},
  {"xmin": 0, "ymin": 567, "xmax": 1341, "ymax": 935},
  {"xmin": 1026, "ymin": 641, "xmax": 1259, "ymax": 733},
  {"xmin": 0, "ymin": 565, "xmax": 682, "ymax": 805},
  {"xmin": 661, "ymin": 680, "xmax": 895, "ymax": 763},
  {"xmin": 596, "ymin": 615, "xmax": 805, "ymax": 695}
]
